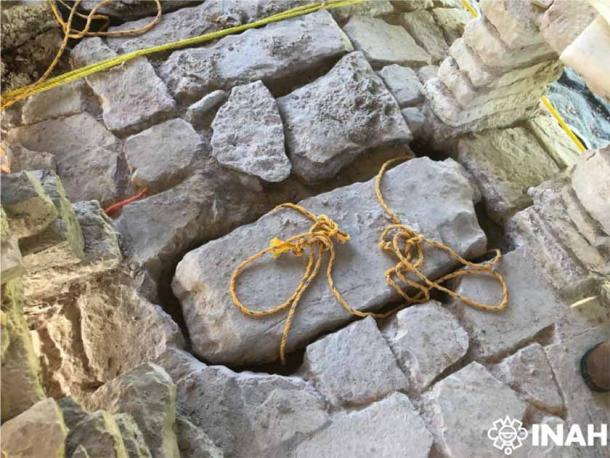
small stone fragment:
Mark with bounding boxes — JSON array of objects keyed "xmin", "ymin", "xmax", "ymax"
[
  {"xmin": 185, "ymin": 90, "xmax": 228, "ymax": 126},
  {"xmin": 301, "ymin": 317, "xmax": 409, "ymax": 406},
  {"xmin": 343, "ymin": 16, "xmax": 431, "ymax": 67},
  {"xmin": 403, "ymin": 10, "xmax": 449, "ymax": 63},
  {"xmin": 377, "ymin": 64, "xmax": 424, "ymax": 107},
  {"xmin": 211, "ymin": 81, "xmax": 291, "ymax": 182},
  {"xmin": 294, "ymin": 393, "xmax": 433, "ymax": 458},
  {"xmin": 73, "ymin": 200, "xmax": 121, "ymax": 267},
  {"xmin": 382, "ymin": 301, "xmax": 469, "ymax": 391}
]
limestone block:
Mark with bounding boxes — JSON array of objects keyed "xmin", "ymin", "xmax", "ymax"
[
  {"xmin": 301, "ymin": 317, "xmax": 408, "ymax": 406},
  {"xmin": 343, "ymin": 15, "xmax": 431, "ymax": 67},
  {"xmin": 294, "ymin": 393, "xmax": 433, "ymax": 458},
  {"xmin": 456, "ymin": 126, "xmax": 561, "ymax": 224},
  {"xmin": 381, "ymin": 301, "xmax": 468, "ymax": 391},
  {"xmin": 539, "ymin": 0, "xmax": 597, "ymax": 53},
  {"xmin": 88, "ymin": 363, "xmax": 180, "ymax": 458},
  {"xmin": 65, "ymin": 410, "xmax": 129, "ymax": 458},
  {"xmin": 173, "ymin": 157, "xmax": 486, "ymax": 364},
  {"xmin": 449, "ymin": 247, "xmax": 566, "ymax": 360},
  {"xmin": 525, "ymin": 113, "xmax": 581, "ymax": 168},
  {"xmin": 21, "ymin": 80, "xmax": 88, "ymax": 125},
  {"xmin": 378, "ymin": 64, "xmax": 424, "ymax": 107},
  {"xmin": 159, "ymin": 11, "xmax": 353, "ymax": 102},
  {"xmin": 124, "ymin": 118, "xmax": 204, "ymax": 191},
  {"xmin": 211, "ymin": 81, "xmax": 291, "ymax": 182},
  {"xmin": 426, "ymin": 362, "xmax": 527, "ymax": 458},
  {"xmin": 432, "ymin": 7, "xmax": 471, "ymax": 44},
  {"xmin": 0, "ymin": 398, "xmax": 67, "ymax": 458},
  {"xmin": 277, "ymin": 52, "xmax": 411, "ymax": 183},
  {"xmin": 403, "ymin": 10, "xmax": 449, "ymax": 63},
  {"xmin": 490, "ymin": 343, "xmax": 564, "ymax": 413},
  {"xmin": 72, "ymin": 38, "xmax": 176, "ymax": 135},
  {"xmin": 480, "ymin": 0, "xmax": 546, "ymax": 48}
]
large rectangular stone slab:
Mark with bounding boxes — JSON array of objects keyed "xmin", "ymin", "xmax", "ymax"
[
  {"xmin": 172, "ymin": 157, "xmax": 487, "ymax": 365},
  {"xmin": 158, "ymin": 10, "xmax": 353, "ymax": 102}
]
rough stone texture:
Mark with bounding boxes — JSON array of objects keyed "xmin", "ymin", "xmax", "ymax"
[
  {"xmin": 185, "ymin": 90, "xmax": 227, "ymax": 127},
  {"xmin": 124, "ymin": 118, "xmax": 204, "ymax": 191},
  {"xmin": 159, "ymin": 11, "xmax": 353, "ymax": 102},
  {"xmin": 342, "ymin": 16, "xmax": 431, "ymax": 67},
  {"xmin": 403, "ymin": 10, "xmax": 449, "ymax": 63},
  {"xmin": 1, "ymin": 2, "xmax": 57, "ymax": 51},
  {"xmin": 432, "ymin": 7, "xmax": 471, "ymax": 44},
  {"xmin": 72, "ymin": 38, "xmax": 176, "ymax": 135},
  {"xmin": 539, "ymin": 0, "xmax": 598, "ymax": 54},
  {"xmin": 526, "ymin": 112, "xmax": 581, "ymax": 168},
  {"xmin": 114, "ymin": 413, "xmax": 153, "ymax": 458},
  {"xmin": 294, "ymin": 393, "xmax": 433, "ymax": 458},
  {"xmin": 80, "ymin": 0, "xmax": 201, "ymax": 21},
  {"xmin": 211, "ymin": 81, "xmax": 291, "ymax": 182},
  {"xmin": 0, "ymin": 398, "xmax": 68, "ymax": 458},
  {"xmin": 58, "ymin": 397, "xmax": 90, "ymax": 430},
  {"xmin": 88, "ymin": 363, "xmax": 180, "ymax": 458},
  {"xmin": 426, "ymin": 362, "xmax": 527, "ymax": 458},
  {"xmin": 332, "ymin": 0, "xmax": 394, "ymax": 22},
  {"xmin": 3, "ymin": 142, "xmax": 57, "ymax": 173},
  {"xmin": 480, "ymin": 0, "xmax": 546, "ymax": 49},
  {"xmin": 65, "ymin": 410, "xmax": 129, "ymax": 458},
  {"xmin": 277, "ymin": 52, "xmax": 411, "ymax": 183},
  {"xmin": 401, "ymin": 107, "xmax": 426, "ymax": 137},
  {"xmin": 175, "ymin": 415, "xmax": 223, "ymax": 458},
  {"xmin": 173, "ymin": 157, "xmax": 486, "ymax": 365},
  {"xmin": 449, "ymin": 247, "xmax": 566, "ymax": 360},
  {"xmin": 571, "ymin": 146, "xmax": 610, "ymax": 235},
  {"xmin": 21, "ymin": 80, "xmax": 89, "ymax": 125},
  {"xmin": 490, "ymin": 343, "xmax": 564, "ymax": 414},
  {"xmin": 1, "ymin": 280, "xmax": 46, "ymax": 422},
  {"xmin": 381, "ymin": 301, "xmax": 469, "ymax": 391},
  {"xmin": 377, "ymin": 64, "xmax": 424, "ymax": 107},
  {"xmin": 174, "ymin": 365, "xmax": 328, "ymax": 457},
  {"xmin": 301, "ymin": 317, "xmax": 408, "ymax": 406},
  {"xmin": 457, "ymin": 126, "xmax": 561, "ymax": 224}
]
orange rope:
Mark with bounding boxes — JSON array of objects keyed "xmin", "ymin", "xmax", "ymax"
[{"xmin": 104, "ymin": 187, "xmax": 148, "ymax": 216}]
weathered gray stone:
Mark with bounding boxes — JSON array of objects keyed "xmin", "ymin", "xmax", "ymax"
[
  {"xmin": 526, "ymin": 113, "xmax": 581, "ymax": 169},
  {"xmin": 124, "ymin": 119, "xmax": 204, "ymax": 191},
  {"xmin": 0, "ymin": 398, "xmax": 68, "ymax": 458},
  {"xmin": 571, "ymin": 146, "xmax": 610, "ymax": 235},
  {"xmin": 377, "ymin": 64, "xmax": 424, "ymax": 107},
  {"xmin": 159, "ymin": 11, "xmax": 353, "ymax": 102},
  {"xmin": 426, "ymin": 362, "xmax": 527, "ymax": 458},
  {"xmin": 332, "ymin": 0, "xmax": 394, "ymax": 21},
  {"xmin": 66, "ymin": 410, "xmax": 128, "ymax": 458},
  {"xmin": 58, "ymin": 397, "xmax": 90, "ymax": 430},
  {"xmin": 173, "ymin": 157, "xmax": 486, "ymax": 365},
  {"xmin": 343, "ymin": 16, "xmax": 431, "ymax": 67},
  {"xmin": 21, "ymin": 80, "xmax": 88, "ymax": 125},
  {"xmin": 175, "ymin": 365, "xmax": 328, "ymax": 457},
  {"xmin": 432, "ymin": 7, "xmax": 471, "ymax": 44},
  {"xmin": 175, "ymin": 415, "xmax": 223, "ymax": 458},
  {"xmin": 278, "ymin": 52, "xmax": 411, "ymax": 183},
  {"xmin": 114, "ymin": 413, "xmax": 153, "ymax": 458},
  {"xmin": 88, "ymin": 363, "xmax": 180, "ymax": 458},
  {"xmin": 401, "ymin": 107, "xmax": 426, "ymax": 137},
  {"xmin": 1, "ymin": 2, "xmax": 57, "ymax": 51},
  {"xmin": 381, "ymin": 301, "xmax": 468, "ymax": 391},
  {"xmin": 72, "ymin": 38, "xmax": 176, "ymax": 135},
  {"xmin": 1, "ymin": 233, "xmax": 24, "ymax": 284},
  {"xmin": 80, "ymin": 0, "xmax": 201, "ymax": 21},
  {"xmin": 3, "ymin": 142, "xmax": 57, "ymax": 173},
  {"xmin": 74, "ymin": 201, "xmax": 121, "ymax": 267},
  {"xmin": 294, "ymin": 393, "xmax": 433, "ymax": 458},
  {"xmin": 490, "ymin": 343, "xmax": 564, "ymax": 414},
  {"xmin": 211, "ymin": 81, "xmax": 291, "ymax": 182},
  {"xmin": 301, "ymin": 317, "xmax": 408, "ymax": 406},
  {"xmin": 449, "ymin": 247, "xmax": 566, "ymax": 360},
  {"xmin": 480, "ymin": 0, "xmax": 546, "ymax": 49},
  {"xmin": 457, "ymin": 126, "xmax": 561, "ymax": 224},
  {"xmin": 184, "ymin": 90, "xmax": 227, "ymax": 126},
  {"xmin": 154, "ymin": 347, "xmax": 207, "ymax": 383},
  {"xmin": 403, "ymin": 10, "xmax": 449, "ymax": 63},
  {"xmin": 539, "ymin": 0, "xmax": 597, "ymax": 53}
]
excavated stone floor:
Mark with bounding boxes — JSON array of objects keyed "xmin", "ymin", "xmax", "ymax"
[{"xmin": 1, "ymin": 1, "xmax": 609, "ymax": 458}]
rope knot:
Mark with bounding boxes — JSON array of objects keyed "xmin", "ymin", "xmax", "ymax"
[{"xmin": 311, "ymin": 214, "xmax": 350, "ymax": 247}]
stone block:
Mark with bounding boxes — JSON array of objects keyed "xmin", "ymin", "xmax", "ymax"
[
  {"xmin": 65, "ymin": 410, "xmax": 129, "ymax": 458},
  {"xmin": 539, "ymin": 0, "xmax": 597, "ymax": 53},
  {"xmin": 526, "ymin": 113, "xmax": 581, "ymax": 168},
  {"xmin": 401, "ymin": 107, "xmax": 426, "ymax": 137},
  {"xmin": 115, "ymin": 413, "xmax": 153, "ymax": 458},
  {"xmin": 173, "ymin": 157, "xmax": 486, "ymax": 364},
  {"xmin": 175, "ymin": 415, "xmax": 223, "ymax": 458},
  {"xmin": 277, "ymin": 52, "xmax": 410, "ymax": 183},
  {"xmin": 378, "ymin": 64, "xmax": 424, "ymax": 107},
  {"xmin": 21, "ymin": 80, "xmax": 88, "ymax": 125},
  {"xmin": 343, "ymin": 15, "xmax": 431, "ymax": 67},
  {"xmin": 403, "ymin": 10, "xmax": 449, "ymax": 63},
  {"xmin": 480, "ymin": 0, "xmax": 546, "ymax": 48},
  {"xmin": 432, "ymin": 7, "xmax": 471, "ymax": 44},
  {"xmin": 184, "ymin": 90, "xmax": 227, "ymax": 127}
]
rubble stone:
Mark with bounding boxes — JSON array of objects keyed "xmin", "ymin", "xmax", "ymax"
[
  {"xmin": 185, "ymin": 90, "xmax": 227, "ymax": 127},
  {"xmin": 449, "ymin": 247, "xmax": 566, "ymax": 360},
  {"xmin": 332, "ymin": 0, "xmax": 394, "ymax": 22},
  {"xmin": 342, "ymin": 16, "xmax": 431, "ymax": 67},
  {"xmin": 427, "ymin": 362, "xmax": 527, "ymax": 458},
  {"xmin": 211, "ymin": 81, "xmax": 291, "ymax": 182},
  {"xmin": 114, "ymin": 413, "xmax": 153, "ymax": 458},
  {"xmin": 124, "ymin": 118, "xmax": 204, "ymax": 191},
  {"xmin": 377, "ymin": 64, "xmax": 424, "ymax": 107},
  {"xmin": 480, "ymin": 0, "xmax": 546, "ymax": 49},
  {"xmin": 277, "ymin": 52, "xmax": 411, "ymax": 183},
  {"xmin": 175, "ymin": 415, "xmax": 223, "ymax": 458},
  {"xmin": 65, "ymin": 410, "xmax": 128, "ymax": 458},
  {"xmin": 490, "ymin": 343, "xmax": 564, "ymax": 414},
  {"xmin": 72, "ymin": 38, "xmax": 176, "ymax": 135},
  {"xmin": 1, "ymin": 2, "xmax": 57, "ymax": 51},
  {"xmin": 432, "ymin": 7, "xmax": 471, "ymax": 44},
  {"xmin": 21, "ymin": 80, "xmax": 88, "ymax": 125},
  {"xmin": 457, "ymin": 126, "xmax": 561, "ymax": 224},
  {"xmin": 88, "ymin": 363, "xmax": 180, "ymax": 458},
  {"xmin": 159, "ymin": 11, "xmax": 353, "ymax": 102},
  {"xmin": 403, "ymin": 10, "xmax": 449, "ymax": 63},
  {"xmin": 525, "ymin": 113, "xmax": 581, "ymax": 168},
  {"xmin": 0, "ymin": 398, "xmax": 68, "ymax": 458},
  {"xmin": 294, "ymin": 393, "xmax": 433, "ymax": 458},
  {"xmin": 381, "ymin": 301, "xmax": 469, "ymax": 391},
  {"xmin": 80, "ymin": 0, "xmax": 201, "ymax": 21},
  {"xmin": 173, "ymin": 157, "xmax": 486, "ymax": 365},
  {"xmin": 401, "ymin": 107, "xmax": 426, "ymax": 137},
  {"xmin": 539, "ymin": 0, "xmax": 598, "ymax": 53},
  {"xmin": 301, "ymin": 317, "xmax": 408, "ymax": 406}
]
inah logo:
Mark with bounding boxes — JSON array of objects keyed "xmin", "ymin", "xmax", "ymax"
[{"xmin": 487, "ymin": 416, "xmax": 529, "ymax": 455}]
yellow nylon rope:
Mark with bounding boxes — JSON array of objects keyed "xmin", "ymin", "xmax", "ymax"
[
  {"xmin": 231, "ymin": 158, "xmax": 508, "ymax": 364},
  {"xmin": 0, "ymin": 0, "xmax": 365, "ymax": 109}
]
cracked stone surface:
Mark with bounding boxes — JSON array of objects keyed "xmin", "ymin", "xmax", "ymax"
[
  {"xmin": 173, "ymin": 157, "xmax": 486, "ymax": 365},
  {"xmin": 211, "ymin": 81, "xmax": 291, "ymax": 182}
]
